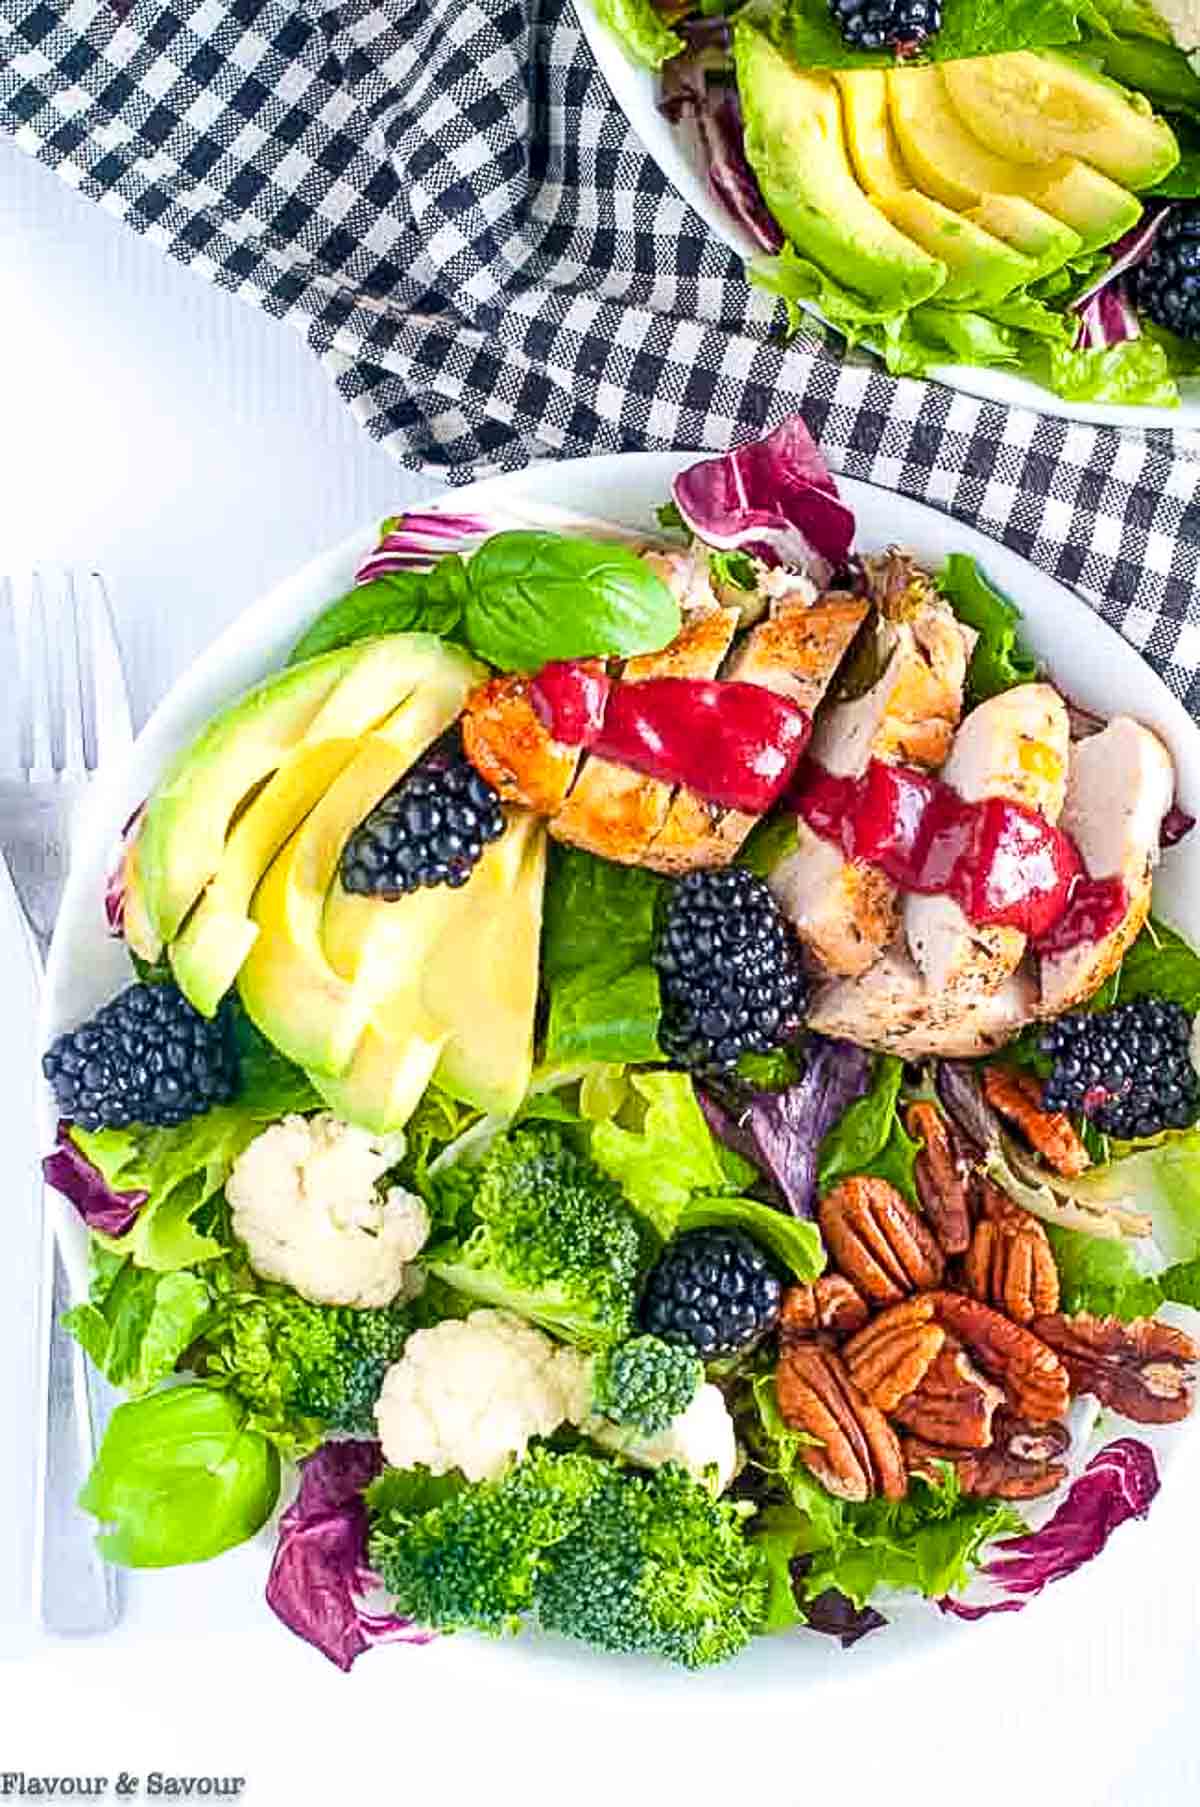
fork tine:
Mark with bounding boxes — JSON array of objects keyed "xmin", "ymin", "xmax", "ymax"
[
  {"xmin": 56, "ymin": 572, "xmax": 89, "ymax": 784},
  {"xmin": 81, "ymin": 573, "xmax": 133, "ymax": 773},
  {"xmin": 0, "ymin": 577, "xmax": 21, "ymax": 779},
  {"xmin": 24, "ymin": 573, "xmax": 57, "ymax": 782}
]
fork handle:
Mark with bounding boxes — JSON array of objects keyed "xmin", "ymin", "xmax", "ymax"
[{"xmin": 35, "ymin": 1193, "xmax": 121, "ymax": 1635}]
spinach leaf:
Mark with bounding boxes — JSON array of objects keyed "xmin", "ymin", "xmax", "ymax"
[
  {"xmin": 938, "ymin": 554, "xmax": 1039, "ymax": 701},
  {"xmin": 541, "ymin": 847, "xmax": 666, "ymax": 1066},
  {"xmin": 463, "ymin": 532, "xmax": 680, "ymax": 673},
  {"xmin": 1110, "ymin": 918, "xmax": 1200, "ymax": 1013},
  {"xmin": 816, "ymin": 1055, "xmax": 921, "ymax": 1203},
  {"xmin": 772, "ymin": 0, "xmax": 1096, "ymax": 70},
  {"xmin": 289, "ymin": 560, "xmax": 470, "ymax": 664}
]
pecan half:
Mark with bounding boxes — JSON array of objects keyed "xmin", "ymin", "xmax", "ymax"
[
  {"xmin": 1032, "ymin": 1312, "xmax": 1199, "ymax": 1425},
  {"xmin": 776, "ymin": 1343, "xmax": 907, "ymax": 1502},
  {"xmin": 981, "ymin": 1067, "xmax": 1090, "ymax": 1178},
  {"xmin": 891, "ymin": 1335, "xmax": 1005, "ymax": 1450},
  {"xmin": 843, "ymin": 1299, "xmax": 945, "ymax": 1412},
  {"xmin": 903, "ymin": 1412, "xmax": 1070, "ymax": 1500},
  {"xmin": 819, "ymin": 1177, "xmax": 945, "ymax": 1305},
  {"xmin": 962, "ymin": 1181, "xmax": 1060, "ymax": 1325},
  {"xmin": 779, "ymin": 1275, "xmax": 870, "ymax": 1341},
  {"xmin": 930, "ymin": 1291, "xmax": 1070, "ymax": 1423},
  {"xmin": 906, "ymin": 1101, "xmax": 972, "ymax": 1256}
]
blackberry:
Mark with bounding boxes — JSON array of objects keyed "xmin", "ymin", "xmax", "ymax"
[
  {"xmin": 827, "ymin": 0, "xmax": 942, "ymax": 52},
  {"xmin": 340, "ymin": 742, "xmax": 505, "ymax": 897},
  {"xmin": 654, "ymin": 867, "xmax": 806, "ymax": 1071},
  {"xmin": 640, "ymin": 1227, "xmax": 782, "ymax": 1358},
  {"xmin": 1132, "ymin": 208, "xmax": 1200, "ymax": 342},
  {"xmin": 1041, "ymin": 996, "xmax": 1200, "ymax": 1141},
  {"xmin": 43, "ymin": 982, "xmax": 239, "ymax": 1132}
]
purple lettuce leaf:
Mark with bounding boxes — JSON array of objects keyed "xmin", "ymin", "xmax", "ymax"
[
  {"xmin": 1162, "ymin": 803, "xmax": 1196, "ymax": 848},
  {"xmin": 355, "ymin": 512, "xmax": 497, "ymax": 584},
  {"xmin": 1072, "ymin": 209, "xmax": 1169, "ymax": 351},
  {"xmin": 660, "ymin": 45, "xmax": 781, "ymax": 256},
  {"xmin": 701, "ymin": 1036, "xmax": 872, "ymax": 1219},
  {"xmin": 104, "ymin": 803, "xmax": 146, "ymax": 939},
  {"xmin": 266, "ymin": 1440, "xmax": 435, "ymax": 1672},
  {"xmin": 940, "ymin": 1438, "xmax": 1159, "ymax": 1620},
  {"xmin": 936, "ymin": 1061, "xmax": 1004, "ymax": 1154},
  {"xmin": 671, "ymin": 417, "xmax": 856, "ymax": 576},
  {"xmin": 43, "ymin": 1122, "xmax": 147, "ymax": 1238}
]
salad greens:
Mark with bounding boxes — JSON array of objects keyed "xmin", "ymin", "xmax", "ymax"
[
  {"xmin": 768, "ymin": 0, "xmax": 1101, "ymax": 70},
  {"xmin": 80, "ymin": 1386, "xmax": 280, "ymax": 1568},
  {"xmin": 64, "ymin": 1250, "xmax": 212, "ymax": 1399},
  {"xmin": 540, "ymin": 846, "xmax": 666, "ymax": 1065},
  {"xmin": 937, "ymin": 555, "xmax": 1040, "ymax": 701},
  {"xmin": 594, "ymin": 0, "xmax": 684, "ymax": 66},
  {"xmin": 817, "ymin": 1055, "xmax": 922, "ymax": 1203}
]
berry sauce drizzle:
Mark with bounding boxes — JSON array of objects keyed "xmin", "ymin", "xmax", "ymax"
[
  {"xmin": 531, "ymin": 664, "xmax": 811, "ymax": 814},
  {"xmin": 789, "ymin": 757, "xmax": 1126, "ymax": 951}
]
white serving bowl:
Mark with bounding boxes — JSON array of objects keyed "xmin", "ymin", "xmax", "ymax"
[
  {"xmin": 39, "ymin": 452, "xmax": 1200, "ymax": 1687},
  {"xmin": 572, "ymin": 3, "xmax": 1200, "ymax": 431}
]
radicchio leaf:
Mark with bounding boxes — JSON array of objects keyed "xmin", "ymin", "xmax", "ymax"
[
  {"xmin": 661, "ymin": 44, "xmax": 781, "ymax": 256},
  {"xmin": 671, "ymin": 416, "xmax": 855, "ymax": 577},
  {"xmin": 940, "ymin": 1438, "xmax": 1159, "ymax": 1620},
  {"xmin": 1162, "ymin": 803, "xmax": 1196, "ymax": 848},
  {"xmin": 43, "ymin": 1122, "xmax": 147, "ymax": 1238},
  {"xmin": 266, "ymin": 1441, "xmax": 435, "ymax": 1672},
  {"xmin": 1072, "ymin": 210, "xmax": 1169, "ymax": 351},
  {"xmin": 701, "ymin": 1036, "xmax": 872, "ymax": 1219},
  {"xmin": 355, "ymin": 512, "xmax": 497, "ymax": 584}
]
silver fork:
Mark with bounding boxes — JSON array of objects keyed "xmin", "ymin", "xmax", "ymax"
[{"xmin": 0, "ymin": 569, "xmax": 132, "ymax": 1636}]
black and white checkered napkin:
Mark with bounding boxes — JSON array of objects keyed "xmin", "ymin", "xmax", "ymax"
[{"xmin": 4, "ymin": 0, "xmax": 1200, "ymax": 701}]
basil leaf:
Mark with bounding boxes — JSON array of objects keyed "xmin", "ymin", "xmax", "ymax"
[
  {"xmin": 938, "ymin": 554, "xmax": 1039, "ymax": 701},
  {"xmin": 463, "ymin": 532, "xmax": 680, "ymax": 673},
  {"xmin": 289, "ymin": 559, "xmax": 470, "ymax": 664}
]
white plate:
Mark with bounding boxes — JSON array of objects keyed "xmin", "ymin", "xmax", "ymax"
[
  {"xmin": 39, "ymin": 454, "xmax": 1200, "ymax": 1689},
  {"xmin": 573, "ymin": 3, "xmax": 1200, "ymax": 431}
]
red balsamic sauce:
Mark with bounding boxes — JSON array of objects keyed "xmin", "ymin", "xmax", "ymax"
[
  {"xmin": 791, "ymin": 757, "xmax": 1126, "ymax": 951},
  {"xmin": 531, "ymin": 664, "xmax": 811, "ymax": 815}
]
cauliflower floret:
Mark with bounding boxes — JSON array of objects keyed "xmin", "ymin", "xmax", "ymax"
[
  {"xmin": 227, "ymin": 1112, "xmax": 428, "ymax": 1309},
  {"xmin": 582, "ymin": 1383, "xmax": 738, "ymax": 1495},
  {"xmin": 374, "ymin": 1309, "xmax": 591, "ymax": 1483}
]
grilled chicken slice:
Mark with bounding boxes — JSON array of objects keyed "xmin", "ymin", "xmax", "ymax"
[
  {"xmin": 550, "ymin": 603, "xmax": 741, "ymax": 866},
  {"xmin": 905, "ymin": 684, "xmax": 1070, "ymax": 999},
  {"xmin": 461, "ymin": 672, "xmax": 582, "ymax": 816},
  {"xmin": 645, "ymin": 595, "xmax": 871, "ymax": 875},
  {"xmin": 1038, "ymin": 717, "xmax": 1175, "ymax": 1016},
  {"xmin": 770, "ymin": 568, "xmax": 973, "ymax": 977},
  {"xmin": 808, "ymin": 946, "xmax": 1036, "ymax": 1058}
]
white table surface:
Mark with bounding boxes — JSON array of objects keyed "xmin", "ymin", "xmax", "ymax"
[{"xmin": 2, "ymin": 132, "xmax": 1199, "ymax": 1807}]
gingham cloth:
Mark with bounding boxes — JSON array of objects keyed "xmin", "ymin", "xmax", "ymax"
[{"xmin": 4, "ymin": 0, "xmax": 1200, "ymax": 705}]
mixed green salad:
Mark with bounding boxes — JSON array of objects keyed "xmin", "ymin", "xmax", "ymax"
[
  {"xmin": 597, "ymin": 0, "xmax": 1200, "ymax": 405},
  {"xmin": 43, "ymin": 418, "xmax": 1200, "ymax": 1672}
]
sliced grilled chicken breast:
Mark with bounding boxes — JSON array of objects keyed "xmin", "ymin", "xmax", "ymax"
[
  {"xmin": 550, "ymin": 604, "xmax": 742, "ymax": 865},
  {"xmin": 905, "ymin": 684, "xmax": 1070, "ymax": 998},
  {"xmin": 461, "ymin": 672, "xmax": 582, "ymax": 816},
  {"xmin": 808, "ymin": 946, "xmax": 1036, "ymax": 1058},
  {"xmin": 769, "ymin": 571, "xmax": 973, "ymax": 977},
  {"xmin": 645, "ymin": 595, "xmax": 871, "ymax": 875},
  {"xmin": 1039, "ymin": 717, "xmax": 1175, "ymax": 1016}
]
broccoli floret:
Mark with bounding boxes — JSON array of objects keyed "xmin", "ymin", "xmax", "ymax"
[
  {"xmin": 367, "ymin": 1447, "xmax": 606, "ymax": 1633},
  {"xmin": 368, "ymin": 1445, "xmax": 766, "ymax": 1669},
  {"xmin": 591, "ymin": 1335, "xmax": 703, "ymax": 1435},
  {"xmin": 427, "ymin": 1126, "xmax": 640, "ymax": 1348},
  {"xmin": 536, "ymin": 1461, "xmax": 767, "ymax": 1669},
  {"xmin": 202, "ymin": 1273, "xmax": 413, "ymax": 1456}
]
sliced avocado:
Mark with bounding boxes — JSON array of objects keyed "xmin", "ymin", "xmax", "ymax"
[
  {"xmin": 735, "ymin": 24, "xmax": 945, "ymax": 309},
  {"xmin": 424, "ymin": 813, "xmax": 547, "ymax": 1117},
  {"xmin": 122, "ymin": 838, "xmax": 162, "ymax": 967},
  {"xmin": 138, "ymin": 645, "xmax": 364, "ymax": 945},
  {"xmin": 964, "ymin": 194, "xmax": 1083, "ymax": 283},
  {"xmin": 168, "ymin": 636, "xmax": 454, "ymax": 1018},
  {"xmin": 1021, "ymin": 162, "xmax": 1141, "ymax": 256},
  {"xmin": 834, "ymin": 71, "xmax": 912, "ymax": 202},
  {"xmin": 236, "ymin": 645, "xmax": 482, "ymax": 1075},
  {"xmin": 310, "ymin": 1026, "xmax": 449, "ymax": 1135},
  {"xmin": 880, "ymin": 191, "xmax": 1037, "ymax": 306},
  {"xmin": 941, "ymin": 51, "xmax": 1179, "ymax": 191}
]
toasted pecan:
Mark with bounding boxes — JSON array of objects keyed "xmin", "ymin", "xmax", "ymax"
[
  {"xmin": 776, "ymin": 1343, "xmax": 907, "ymax": 1503},
  {"xmin": 819, "ymin": 1177, "xmax": 945, "ymax": 1305},
  {"xmin": 906, "ymin": 1101, "xmax": 972, "ymax": 1257},
  {"xmin": 1032, "ymin": 1312, "xmax": 1198, "ymax": 1425},
  {"xmin": 843, "ymin": 1299, "xmax": 945, "ymax": 1413},
  {"xmin": 779, "ymin": 1275, "xmax": 871, "ymax": 1341},
  {"xmin": 891, "ymin": 1336, "xmax": 1005, "ymax": 1450},
  {"xmin": 962, "ymin": 1181, "xmax": 1060, "ymax": 1325},
  {"xmin": 981, "ymin": 1067, "xmax": 1090, "ymax": 1178},
  {"xmin": 930, "ymin": 1291, "xmax": 1070, "ymax": 1424},
  {"xmin": 903, "ymin": 1411, "xmax": 1070, "ymax": 1501}
]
